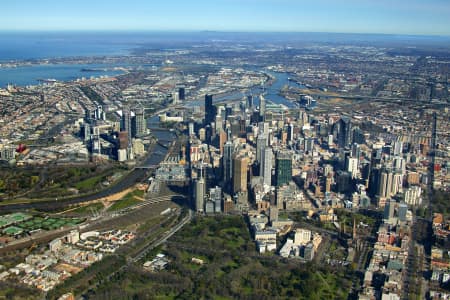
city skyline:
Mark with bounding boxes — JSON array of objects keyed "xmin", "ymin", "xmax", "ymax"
[{"xmin": 1, "ymin": 0, "xmax": 450, "ymax": 36}]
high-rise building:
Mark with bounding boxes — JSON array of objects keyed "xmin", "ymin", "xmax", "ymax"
[
  {"xmin": 218, "ymin": 129, "xmax": 227, "ymax": 155},
  {"xmin": 256, "ymin": 133, "xmax": 267, "ymax": 165},
  {"xmin": 259, "ymin": 95, "xmax": 266, "ymax": 121},
  {"xmin": 377, "ymin": 168, "xmax": 402, "ymax": 199},
  {"xmin": 233, "ymin": 156, "xmax": 248, "ymax": 194},
  {"xmin": 223, "ymin": 141, "xmax": 234, "ymax": 183},
  {"xmin": 336, "ymin": 117, "xmax": 352, "ymax": 148},
  {"xmin": 383, "ymin": 199, "xmax": 395, "ymax": 220},
  {"xmin": 132, "ymin": 108, "xmax": 146, "ymax": 137},
  {"xmin": 81, "ymin": 123, "xmax": 91, "ymax": 142},
  {"xmin": 351, "ymin": 143, "xmax": 361, "ymax": 159},
  {"xmin": 178, "ymin": 86, "xmax": 185, "ymax": 101},
  {"xmin": 378, "ymin": 169, "xmax": 392, "ymax": 199},
  {"xmin": 225, "ymin": 104, "xmax": 233, "ymax": 119},
  {"xmin": 346, "ymin": 157, "xmax": 359, "ymax": 179},
  {"xmin": 262, "ymin": 147, "xmax": 273, "ymax": 187},
  {"xmin": 188, "ymin": 122, "xmax": 195, "ymax": 136},
  {"xmin": 275, "ymin": 151, "xmax": 292, "ymax": 186},
  {"xmin": 204, "ymin": 94, "xmax": 215, "ymax": 125},
  {"xmin": 118, "ymin": 131, "xmax": 128, "ymax": 150},
  {"xmin": 398, "ymin": 202, "xmax": 408, "ymax": 221},
  {"xmin": 121, "ymin": 107, "xmax": 132, "ymax": 144},
  {"xmin": 304, "ymin": 138, "xmax": 315, "ymax": 153},
  {"xmin": 288, "ymin": 123, "xmax": 294, "ymax": 142},
  {"xmin": 210, "ymin": 186, "xmax": 222, "ymax": 213},
  {"xmin": 247, "ymin": 95, "xmax": 253, "ymax": 108},
  {"xmin": 393, "ymin": 140, "xmax": 403, "ymax": 156},
  {"xmin": 195, "ymin": 168, "xmax": 206, "ymax": 212}
]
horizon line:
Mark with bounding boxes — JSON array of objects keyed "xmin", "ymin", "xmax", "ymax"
[{"xmin": 0, "ymin": 29, "xmax": 449, "ymax": 38}]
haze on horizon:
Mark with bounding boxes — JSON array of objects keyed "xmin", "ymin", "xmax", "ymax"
[{"xmin": 1, "ymin": 0, "xmax": 450, "ymax": 36}]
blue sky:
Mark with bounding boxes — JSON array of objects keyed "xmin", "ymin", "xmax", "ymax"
[{"xmin": 1, "ymin": 0, "xmax": 449, "ymax": 35}]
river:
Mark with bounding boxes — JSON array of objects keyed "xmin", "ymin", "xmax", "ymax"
[{"xmin": 184, "ymin": 71, "xmax": 303, "ymax": 109}]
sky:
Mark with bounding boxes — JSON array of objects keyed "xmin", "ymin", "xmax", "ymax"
[{"xmin": 1, "ymin": 0, "xmax": 450, "ymax": 35}]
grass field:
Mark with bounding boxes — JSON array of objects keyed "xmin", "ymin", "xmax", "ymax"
[
  {"xmin": 69, "ymin": 202, "xmax": 105, "ymax": 215},
  {"xmin": 107, "ymin": 190, "xmax": 144, "ymax": 212}
]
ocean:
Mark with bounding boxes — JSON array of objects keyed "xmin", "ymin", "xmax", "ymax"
[{"xmin": 1, "ymin": 31, "xmax": 450, "ymax": 87}]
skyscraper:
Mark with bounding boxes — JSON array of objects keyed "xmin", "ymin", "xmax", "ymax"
[
  {"xmin": 233, "ymin": 156, "xmax": 248, "ymax": 193},
  {"xmin": 204, "ymin": 94, "xmax": 215, "ymax": 125},
  {"xmin": 195, "ymin": 167, "xmax": 206, "ymax": 212},
  {"xmin": 132, "ymin": 107, "xmax": 146, "ymax": 137},
  {"xmin": 247, "ymin": 95, "xmax": 253, "ymax": 108},
  {"xmin": 262, "ymin": 147, "xmax": 273, "ymax": 187},
  {"xmin": 121, "ymin": 107, "xmax": 132, "ymax": 144},
  {"xmin": 178, "ymin": 86, "xmax": 185, "ymax": 101},
  {"xmin": 336, "ymin": 117, "xmax": 352, "ymax": 148},
  {"xmin": 223, "ymin": 141, "xmax": 234, "ymax": 184},
  {"xmin": 346, "ymin": 157, "xmax": 359, "ymax": 179},
  {"xmin": 275, "ymin": 151, "xmax": 292, "ymax": 186},
  {"xmin": 259, "ymin": 95, "xmax": 266, "ymax": 121},
  {"xmin": 210, "ymin": 186, "xmax": 222, "ymax": 213},
  {"xmin": 256, "ymin": 133, "xmax": 267, "ymax": 165}
]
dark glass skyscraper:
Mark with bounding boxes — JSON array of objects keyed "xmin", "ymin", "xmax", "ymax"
[
  {"xmin": 204, "ymin": 94, "xmax": 215, "ymax": 125},
  {"xmin": 275, "ymin": 151, "xmax": 292, "ymax": 186},
  {"xmin": 336, "ymin": 117, "xmax": 352, "ymax": 148}
]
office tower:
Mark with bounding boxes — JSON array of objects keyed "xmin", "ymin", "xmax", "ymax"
[
  {"xmin": 118, "ymin": 131, "xmax": 128, "ymax": 150},
  {"xmin": 256, "ymin": 133, "xmax": 267, "ymax": 165},
  {"xmin": 218, "ymin": 129, "xmax": 227, "ymax": 155},
  {"xmin": 121, "ymin": 107, "xmax": 132, "ymax": 143},
  {"xmin": 325, "ymin": 174, "xmax": 333, "ymax": 193},
  {"xmin": 378, "ymin": 169, "xmax": 392, "ymax": 199},
  {"xmin": 351, "ymin": 143, "xmax": 361, "ymax": 159},
  {"xmin": 393, "ymin": 156, "xmax": 406, "ymax": 174},
  {"xmin": 275, "ymin": 151, "xmax": 292, "ymax": 186},
  {"xmin": 133, "ymin": 108, "xmax": 145, "ymax": 137},
  {"xmin": 371, "ymin": 148, "xmax": 382, "ymax": 165},
  {"xmin": 327, "ymin": 134, "xmax": 334, "ymax": 147},
  {"xmin": 259, "ymin": 95, "xmax": 266, "ymax": 121},
  {"xmin": 247, "ymin": 95, "xmax": 253, "ymax": 108},
  {"xmin": 262, "ymin": 147, "xmax": 273, "ymax": 187},
  {"xmin": 346, "ymin": 157, "xmax": 359, "ymax": 179},
  {"xmin": 298, "ymin": 110, "xmax": 308, "ymax": 126},
  {"xmin": 233, "ymin": 156, "xmax": 248, "ymax": 193},
  {"xmin": 223, "ymin": 141, "xmax": 234, "ymax": 183},
  {"xmin": 383, "ymin": 199, "xmax": 395, "ymax": 220},
  {"xmin": 81, "ymin": 123, "xmax": 91, "ymax": 142},
  {"xmin": 225, "ymin": 104, "xmax": 233, "ymax": 119},
  {"xmin": 94, "ymin": 105, "xmax": 105, "ymax": 121},
  {"xmin": 215, "ymin": 115, "xmax": 223, "ymax": 132},
  {"xmin": 84, "ymin": 107, "xmax": 93, "ymax": 124},
  {"xmin": 204, "ymin": 94, "xmax": 215, "ymax": 125},
  {"xmin": 324, "ymin": 164, "xmax": 334, "ymax": 177},
  {"xmin": 178, "ymin": 86, "xmax": 185, "ymax": 101},
  {"xmin": 398, "ymin": 202, "xmax": 408, "ymax": 221},
  {"xmin": 195, "ymin": 174, "xmax": 206, "ymax": 213},
  {"xmin": 393, "ymin": 140, "xmax": 403, "ymax": 156},
  {"xmin": 336, "ymin": 170, "xmax": 352, "ymax": 194},
  {"xmin": 352, "ymin": 127, "xmax": 365, "ymax": 144},
  {"xmin": 258, "ymin": 121, "xmax": 269, "ymax": 136},
  {"xmin": 336, "ymin": 116, "xmax": 352, "ymax": 148},
  {"xmin": 210, "ymin": 186, "xmax": 222, "ymax": 213},
  {"xmin": 288, "ymin": 123, "xmax": 294, "ymax": 142},
  {"xmin": 198, "ymin": 128, "xmax": 206, "ymax": 141},
  {"xmin": 188, "ymin": 122, "xmax": 195, "ymax": 136},
  {"xmin": 304, "ymin": 138, "xmax": 315, "ymax": 153},
  {"xmin": 392, "ymin": 173, "xmax": 403, "ymax": 195}
]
